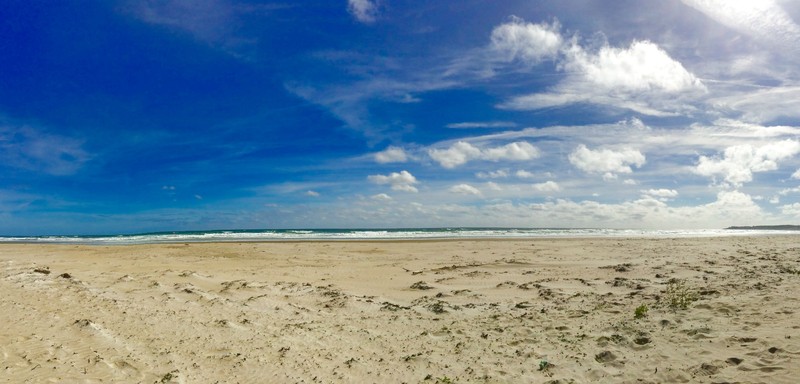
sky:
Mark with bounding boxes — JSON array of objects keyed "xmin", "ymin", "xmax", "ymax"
[{"xmin": 2, "ymin": 0, "xmax": 800, "ymax": 235}]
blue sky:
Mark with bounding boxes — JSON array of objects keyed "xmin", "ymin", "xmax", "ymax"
[{"xmin": 2, "ymin": 0, "xmax": 800, "ymax": 234}]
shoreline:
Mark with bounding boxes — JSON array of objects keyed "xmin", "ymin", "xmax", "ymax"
[
  {"xmin": 3, "ymin": 227, "xmax": 799, "ymax": 245},
  {"xmin": 1, "ymin": 231, "xmax": 797, "ymax": 246}
]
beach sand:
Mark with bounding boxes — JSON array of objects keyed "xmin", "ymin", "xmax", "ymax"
[{"xmin": 0, "ymin": 236, "xmax": 798, "ymax": 383}]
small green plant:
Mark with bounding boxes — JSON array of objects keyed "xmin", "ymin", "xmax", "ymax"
[
  {"xmin": 634, "ymin": 304, "xmax": 649, "ymax": 319},
  {"xmin": 435, "ymin": 376, "xmax": 454, "ymax": 384},
  {"xmin": 538, "ymin": 359, "xmax": 550, "ymax": 371},
  {"xmin": 665, "ymin": 280, "xmax": 697, "ymax": 310}
]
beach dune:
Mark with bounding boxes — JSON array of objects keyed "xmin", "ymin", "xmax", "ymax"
[{"xmin": 1, "ymin": 236, "xmax": 798, "ymax": 383}]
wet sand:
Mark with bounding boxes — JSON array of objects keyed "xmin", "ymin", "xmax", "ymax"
[{"xmin": 1, "ymin": 236, "xmax": 798, "ymax": 383}]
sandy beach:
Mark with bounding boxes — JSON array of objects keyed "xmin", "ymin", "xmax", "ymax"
[{"xmin": 1, "ymin": 236, "xmax": 799, "ymax": 383}]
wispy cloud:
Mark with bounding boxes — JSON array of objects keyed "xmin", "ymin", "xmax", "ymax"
[
  {"xmin": 446, "ymin": 121, "xmax": 518, "ymax": 129},
  {"xmin": 681, "ymin": 0, "xmax": 800, "ymax": 56},
  {"xmin": 709, "ymin": 86, "xmax": 800, "ymax": 124},
  {"xmin": 0, "ymin": 125, "xmax": 91, "ymax": 176},
  {"xmin": 122, "ymin": 0, "xmax": 287, "ymax": 58}
]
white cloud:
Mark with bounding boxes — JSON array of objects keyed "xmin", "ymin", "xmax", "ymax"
[
  {"xmin": 348, "ymin": 0, "xmax": 379, "ymax": 23},
  {"xmin": 124, "ymin": 0, "xmax": 265, "ymax": 58},
  {"xmin": 483, "ymin": 142, "xmax": 540, "ymax": 161},
  {"xmin": 368, "ymin": 170, "xmax": 419, "ymax": 193},
  {"xmin": 570, "ymin": 41, "xmax": 704, "ymax": 93},
  {"xmin": 485, "ymin": 182, "xmax": 503, "ymax": 191},
  {"xmin": 306, "ymin": 190, "xmax": 320, "ymax": 197},
  {"xmin": 476, "ymin": 169, "xmax": 509, "ymax": 179},
  {"xmin": 429, "ymin": 141, "xmax": 540, "ymax": 168},
  {"xmin": 0, "ymin": 126, "xmax": 91, "ymax": 176},
  {"xmin": 429, "ymin": 142, "xmax": 482, "ymax": 168},
  {"xmin": 515, "ymin": 170, "xmax": 535, "ymax": 179},
  {"xmin": 449, "ymin": 184, "xmax": 482, "ymax": 196},
  {"xmin": 446, "ymin": 121, "xmax": 518, "ymax": 129},
  {"xmin": 371, "ymin": 193, "xmax": 392, "ymax": 201},
  {"xmin": 374, "ymin": 146, "xmax": 408, "ymax": 163},
  {"xmin": 710, "ymin": 87, "xmax": 800, "ymax": 124},
  {"xmin": 490, "ymin": 17, "xmax": 563, "ymax": 64},
  {"xmin": 602, "ymin": 172, "xmax": 618, "ymax": 181},
  {"xmin": 499, "ymin": 37, "xmax": 706, "ymax": 116},
  {"xmin": 782, "ymin": 203, "xmax": 800, "ymax": 216},
  {"xmin": 568, "ymin": 145, "xmax": 646, "ymax": 177},
  {"xmin": 681, "ymin": 0, "xmax": 800, "ymax": 55},
  {"xmin": 532, "ymin": 181, "xmax": 561, "ymax": 193},
  {"xmin": 793, "ymin": 169, "xmax": 800, "ymax": 179},
  {"xmin": 511, "ymin": 190, "xmax": 762, "ymax": 228},
  {"xmin": 695, "ymin": 140, "xmax": 800, "ymax": 186},
  {"xmin": 623, "ymin": 179, "xmax": 638, "ymax": 185},
  {"xmin": 642, "ymin": 189, "xmax": 679, "ymax": 200}
]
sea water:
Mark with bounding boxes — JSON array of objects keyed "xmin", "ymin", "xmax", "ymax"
[{"xmin": 0, "ymin": 227, "xmax": 796, "ymax": 245}]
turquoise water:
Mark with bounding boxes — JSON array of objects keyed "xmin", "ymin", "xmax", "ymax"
[{"xmin": 0, "ymin": 227, "xmax": 795, "ymax": 244}]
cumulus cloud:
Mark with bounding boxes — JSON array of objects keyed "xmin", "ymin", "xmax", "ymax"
[
  {"xmin": 568, "ymin": 145, "xmax": 646, "ymax": 177},
  {"xmin": 484, "ymin": 142, "xmax": 540, "ymax": 161},
  {"xmin": 782, "ymin": 203, "xmax": 800, "ymax": 216},
  {"xmin": 792, "ymin": 169, "xmax": 800, "ymax": 179},
  {"xmin": 532, "ymin": 181, "xmax": 561, "ymax": 193},
  {"xmin": 368, "ymin": 170, "xmax": 419, "ymax": 192},
  {"xmin": 694, "ymin": 140, "xmax": 800, "ymax": 186},
  {"xmin": 490, "ymin": 17, "xmax": 563, "ymax": 64},
  {"xmin": 694, "ymin": 190, "xmax": 763, "ymax": 219},
  {"xmin": 498, "ymin": 32, "xmax": 706, "ymax": 116},
  {"xmin": 449, "ymin": 184, "xmax": 482, "ymax": 196},
  {"xmin": 429, "ymin": 141, "xmax": 540, "ymax": 168},
  {"xmin": 305, "ymin": 190, "xmax": 320, "ymax": 197},
  {"xmin": 429, "ymin": 142, "xmax": 482, "ymax": 168},
  {"xmin": 568, "ymin": 41, "xmax": 704, "ymax": 93},
  {"xmin": 518, "ymin": 190, "xmax": 762, "ymax": 228},
  {"xmin": 374, "ymin": 146, "xmax": 408, "ymax": 163},
  {"xmin": 515, "ymin": 170, "xmax": 535, "ymax": 179},
  {"xmin": 348, "ymin": 0, "xmax": 379, "ymax": 23}
]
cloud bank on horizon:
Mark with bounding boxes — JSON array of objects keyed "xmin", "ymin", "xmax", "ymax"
[{"xmin": 1, "ymin": 0, "xmax": 800, "ymax": 234}]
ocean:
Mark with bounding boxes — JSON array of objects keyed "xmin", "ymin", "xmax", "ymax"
[{"xmin": 0, "ymin": 227, "xmax": 795, "ymax": 245}]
